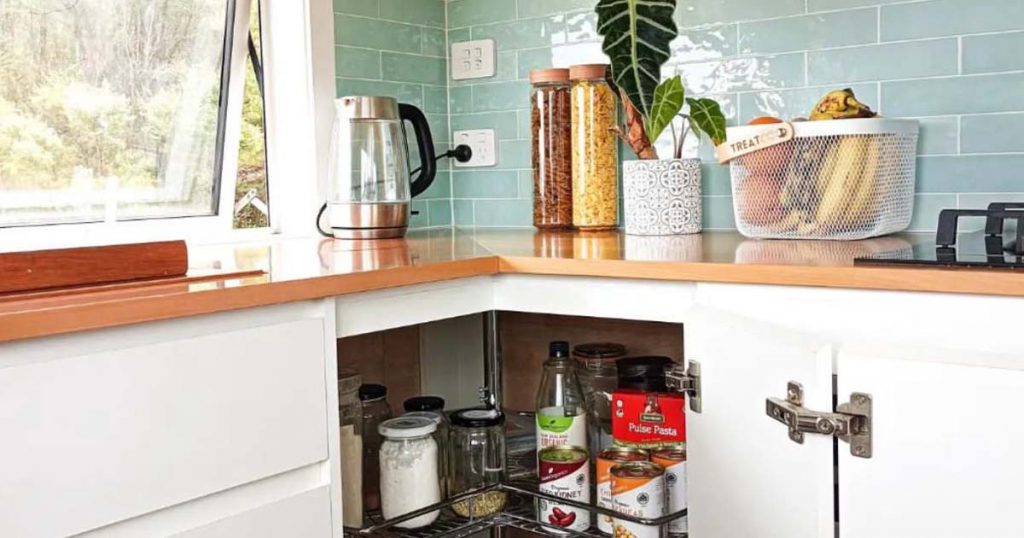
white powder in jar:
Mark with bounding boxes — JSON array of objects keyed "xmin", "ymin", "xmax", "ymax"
[
  {"xmin": 339, "ymin": 424, "xmax": 363, "ymax": 527},
  {"xmin": 379, "ymin": 435, "xmax": 440, "ymax": 528}
]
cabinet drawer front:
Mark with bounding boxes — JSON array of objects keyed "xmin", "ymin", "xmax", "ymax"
[
  {"xmin": 0, "ymin": 316, "xmax": 329, "ymax": 538},
  {"xmin": 171, "ymin": 487, "xmax": 332, "ymax": 538}
]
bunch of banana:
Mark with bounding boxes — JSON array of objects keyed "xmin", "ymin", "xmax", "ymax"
[
  {"xmin": 810, "ymin": 88, "xmax": 876, "ymax": 121},
  {"xmin": 813, "ymin": 137, "xmax": 881, "ymax": 231}
]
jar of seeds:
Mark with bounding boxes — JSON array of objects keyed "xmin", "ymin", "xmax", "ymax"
[
  {"xmin": 530, "ymin": 68, "xmax": 573, "ymax": 229},
  {"xmin": 570, "ymin": 64, "xmax": 618, "ymax": 231}
]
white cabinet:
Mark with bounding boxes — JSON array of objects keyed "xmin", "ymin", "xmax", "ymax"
[
  {"xmin": 171, "ymin": 487, "xmax": 333, "ymax": 538},
  {"xmin": 688, "ymin": 309, "xmax": 835, "ymax": 538},
  {"xmin": 837, "ymin": 347, "xmax": 1024, "ymax": 538}
]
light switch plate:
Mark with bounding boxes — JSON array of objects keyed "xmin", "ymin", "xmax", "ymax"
[
  {"xmin": 453, "ymin": 129, "xmax": 496, "ymax": 167},
  {"xmin": 450, "ymin": 39, "xmax": 496, "ymax": 80}
]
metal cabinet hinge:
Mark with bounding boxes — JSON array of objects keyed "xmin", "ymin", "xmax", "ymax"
[
  {"xmin": 766, "ymin": 381, "xmax": 872, "ymax": 458},
  {"xmin": 666, "ymin": 360, "xmax": 702, "ymax": 413}
]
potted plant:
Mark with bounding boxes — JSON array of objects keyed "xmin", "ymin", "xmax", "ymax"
[{"xmin": 596, "ymin": 0, "xmax": 726, "ymax": 236}]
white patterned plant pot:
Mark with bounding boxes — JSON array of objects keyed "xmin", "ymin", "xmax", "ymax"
[{"xmin": 623, "ymin": 158, "xmax": 702, "ymax": 236}]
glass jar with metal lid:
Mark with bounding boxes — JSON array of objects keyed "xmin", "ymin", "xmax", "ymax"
[
  {"xmin": 448, "ymin": 408, "xmax": 508, "ymax": 518},
  {"xmin": 403, "ymin": 395, "xmax": 450, "ymax": 498},
  {"xmin": 574, "ymin": 342, "xmax": 627, "ymax": 458},
  {"xmin": 360, "ymin": 383, "xmax": 393, "ymax": 511},
  {"xmin": 378, "ymin": 416, "xmax": 441, "ymax": 528},
  {"xmin": 338, "ymin": 370, "xmax": 364, "ymax": 527}
]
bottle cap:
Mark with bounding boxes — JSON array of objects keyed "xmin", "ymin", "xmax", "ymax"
[
  {"xmin": 451, "ymin": 408, "xmax": 506, "ymax": 428},
  {"xmin": 569, "ymin": 63, "xmax": 608, "ymax": 80},
  {"xmin": 403, "ymin": 395, "xmax": 445, "ymax": 412},
  {"xmin": 549, "ymin": 341, "xmax": 571, "ymax": 358},
  {"xmin": 378, "ymin": 416, "xmax": 437, "ymax": 438},
  {"xmin": 358, "ymin": 383, "xmax": 387, "ymax": 401},
  {"xmin": 529, "ymin": 68, "xmax": 570, "ymax": 84}
]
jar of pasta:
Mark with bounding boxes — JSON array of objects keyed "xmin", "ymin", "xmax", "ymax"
[
  {"xmin": 570, "ymin": 64, "xmax": 618, "ymax": 230},
  {"xmin": 530, "ymin": 68, "xmax": 573, "ymax": 229}
]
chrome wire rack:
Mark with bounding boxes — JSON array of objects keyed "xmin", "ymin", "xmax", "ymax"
[{"xmin": 344, "ymin": 479, "xmax": 688, "ymax": 538}]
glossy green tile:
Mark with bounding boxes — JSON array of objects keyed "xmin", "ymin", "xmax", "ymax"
[
  {"xmin": 517, "ymin": 48, "xmax": 555, "ymax": 79},
  {"xmin": 671, "ymin": 24, "xmax": 737, "ymax": 63},
  {"xmin": 702, "ymin": 196, "xmax": 736, "ymax": 230},
  {"xmin": 518, "ymin": 0, "xmax": 595, "ymax": 19},
  {"xmin": 517, "ymin": 109, "xmax": 532, "ymax": 139},
  {"xmin": 335, "ymin": 46, "xmax": 381, "ymax": 79},
  {"xmin": 336, "ymin": 78, "xmax": 424, "ymax": 106},
  {"xmin": 518, "ymin": 170, "xmax": 534, "ymax": 198},
  {"xmin": 917, "ymin": 155, "xmax": 1024, "ymax": 193},
  {"xmin": 379, "ymin": 0, "xmax": 445, "ymax": 28},
  {"xmin": 565, "ymin": 11, "xmax": 599, "ymax": 44},
  {"xmin": 808, "ymin": 0, "xmax": 906, "ymax": 11},
  {"xmin": 676, "ymin": 0, "xmax": 803, "ymax": 27},
  {"xmin": 908, "ymin": 194, "xmax": 956, "ymax": 232},
  {"xmin": 473, "ymin": 199, "xmax": 532, "ymax": 227},
  {"xmin": 472, "ymin": 81, "xmax": 531, "ymax": 112},
  {"xmin": 448, "ymin": 0, "xmax": 516, "ymax": 28},
  {"xmin": 961, "ymin": 113, "xmax": 1024, "ymax": 154},
  {"xmin": 963, "ymin": 32, "xmax": 1024, "ymax": 74},
  {"xmin": 472, "ymin": 16, "xmax": 566, "ymax": 51},
  {"xmin": 453, "ymin": 199, "xmax": 475, "ymax": 225},
  {"xmin": 335, "ymin": 0, "xmax": 379, "ymax": 18},
  {"xmin": 423, "ymin": 85, "xmax": 448, "ymax": 114},
  {"xmin": 739, "ymin": 9, "xmax": 876, "ymax": 54},
  {"xmin": 335, "ymin": 14, "xmax": 422, "ymax": 53},
  {"xmin": 410, "ymin": 199, "xmax": 430, "ymax": 228},
  {"xmin": 419, "ymin": 171, "xmax": 451, "ymax": 199},
  {"xmin": 808, "ymin": 39, "xmax": 957, "ymax": 85},
  {"xmin": 451, "ymin": 111, "xmax": 519, "ymax": 141},
  {"xmin": 701, "ymin": 163, "xmax": 732, "ymax": 196},
  {"xmin": 499, "ymin": 139, "xmax": 530, "ymax": 168},
  {"xmin": 448, "ymin": 27, "xmax": 471, "ymax": 44},
  {"xmin": 426, "ymin": 113, "xmax": 449, "ymax": 143},
  {"xmin": 882, "ymin": 74, "xmax": 1024, "ymax": 117},
  {"xmin": 738, "ymin": 84, "xmax": 878, "ymax": 123},
  {"xmin": 453, "ymin": 170, "xmax": 520, "ymax": 198},
  {"xmin": 915, "ymin": 116, "xmax": 959, "ymax": 156},
  {"xmin": 428, "ymin": 199, "xmax": 453, "ymax": 226},
  {"xmin": 449, "ymin": 86, "xmax": 473, "ymax": 114},
  {"xmin": 678, "ymin": 53, "xmax": 804, "ymax": 94},
  {"xmin": 881, "ymin": 0, "xmax": 1024, "ymax": 41},
  {"xmin": 422, "ymin": 27, "xmax": 447, "ymax": 57},
  {"xmin": 382, "ymin": 52, "xmax": 446, "ymax": 84}
]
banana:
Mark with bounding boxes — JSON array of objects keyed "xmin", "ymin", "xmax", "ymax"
[
  {"xmin": 810, "ymin": 89, "xmax": 876, "ymax": 121},
  {"xmin": 766, "ymin": 209, "xmax": 809, "ymax": 234},
  {"xmin": 842, "ymin": 137, "xmax": 882, "ymax": 229},
  {"xmin": 815, "ymin": 137, "xmax": 869, "ymax": 228}
]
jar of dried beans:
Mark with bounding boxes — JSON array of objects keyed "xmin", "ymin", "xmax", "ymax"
[
  {"xmin": 570, "ymin": 64, "xmax": 618, "ymax": 231},
  {"xmin": 530, "ymin": 68, "xmax": 572, "ymax": 229}
]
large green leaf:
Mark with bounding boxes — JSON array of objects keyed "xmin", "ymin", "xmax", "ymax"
[
  {"xmin": 686, "ymin": 97, "xmax": 727, "ymax": 146},
  {"xmin": 645, "ymin": 75, "xmax": 684, "ymax": 145},
  {"xmin": 596, "ymin": 0, "xmax": 678, "ymax": 121}
]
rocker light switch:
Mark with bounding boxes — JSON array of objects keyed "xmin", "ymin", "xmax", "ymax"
[{"xmin": 451, "ymin": 39, "xmax": 496, "ymax": 80}]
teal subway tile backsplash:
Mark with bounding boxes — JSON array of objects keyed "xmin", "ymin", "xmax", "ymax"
[{"xmin": 334, "ymin": 0, "xmax": 1024, "ymax": 230}]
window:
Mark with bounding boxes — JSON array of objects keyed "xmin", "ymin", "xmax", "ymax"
[
  {"xmin": 0, "ymin": 0, "xmax": 235, "ymax": 227},
  {"xmin": 232, "ymin": 0, "xmax": 269, "ymax": 229}
]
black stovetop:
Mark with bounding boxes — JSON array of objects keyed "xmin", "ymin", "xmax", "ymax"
[{"xmin": 854, "ymin": 203, "xmax": 1024, "ymax": 269}]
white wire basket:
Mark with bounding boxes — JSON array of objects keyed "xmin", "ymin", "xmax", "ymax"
[{"xmin": 724, "ymin": 119, "xmax": 919, "ymax": 240}]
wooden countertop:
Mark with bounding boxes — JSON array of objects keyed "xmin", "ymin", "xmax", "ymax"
[{"xmin": 2, "ymin": 228, "xmax": 1022, "ymax": 343}]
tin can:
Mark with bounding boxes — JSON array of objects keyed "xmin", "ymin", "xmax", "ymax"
[
  {"xmin": 538, "ymin": 445, "xmax": 591, "ymax": 533},
  {"xmin": 611, "ymin": 461, "xmax": 665, "ymax": 538},
  {"xmin": 597, "ymin": 446, "xmax": 649, "ymax": 534},
  {"xmin": 651, "ymin": 446, "xmax": 687, "ymax": 535}
]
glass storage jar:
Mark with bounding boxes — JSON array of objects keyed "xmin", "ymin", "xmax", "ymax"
[
  {"xmin": 574, "ymin": 342, "xmax": 627, "ymax": 459},
  {"xmin": 570, "ymin": 64, "xmax": 618, "ymax": 230},
  {"xmin": 530, "ymin": 68, "xmax": 573, "ymax": 229},
  {"xmin": 339, "ymin": 370, "xmax": 364, "ymax": 527},
  {"xmin": 449, "ymin": 408, "xmax": 508, "ymax": 518},
  {"xmin": 402, "ymin": 401, "xmax": 450, "ymax": 498},
  {"xmin": 360, "ymin": 383, "xmax": 393, "ymax": 512},
  {"xmin": 378, "ymin": 416, "xmax": 441, "ymax": 528}
]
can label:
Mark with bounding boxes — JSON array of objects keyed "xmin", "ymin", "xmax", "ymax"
[
  {"xmin": 537, "ymin": 406, "xmax": 587, "ymax": 449},
  {"xmin": 612, "ymin": 463, "xmax": 665, "ymax": 538},
  {"xmin": 538, "ymin": 446, "xmax": 591, "ymax": 533},
  {"xmin": 597, "ymin": 448, "xmax": 648, "ymax": 534},
  {"xmin": 652, "ymin": 449, "xmax": 687, "ymax": 535}
]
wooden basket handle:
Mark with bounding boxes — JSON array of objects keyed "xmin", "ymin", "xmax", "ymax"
[{"xmin": 715, "ymin": 122, "xmax": 795, "ymax": 164}]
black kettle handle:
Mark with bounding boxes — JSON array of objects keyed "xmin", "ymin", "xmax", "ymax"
[{"xmin": 399, "ymin": 103, "xmax": 436, "ymax": 198}]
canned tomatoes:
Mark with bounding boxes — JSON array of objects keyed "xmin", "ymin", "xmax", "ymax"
[
  {"xmin": 597, "ymin": 446, "xmax": 648, "ymax": 534},
  {"xmin": 651, "ymin": 446, "xmax": 687, "ymax": 535},
  {"xmin": 611, "ymin": 461, "xmax": 665, "ymax": 538},
  {"xmin": 538, "ymin": 446, "xmax": 590, "ymax": 533}
]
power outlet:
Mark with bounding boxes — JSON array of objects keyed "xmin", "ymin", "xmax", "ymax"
[
  {"xmin": 453, "ymin": 129, "xmax": 496, "ymax": 167},
  {"xmin": 450, "ymin": 39, "xmax": 496, "ymax": 80}
]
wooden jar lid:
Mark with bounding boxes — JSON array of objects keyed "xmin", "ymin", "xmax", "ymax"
[
  {"xmin": 569, "ymin": 64, "xmax": 608, "ymax": 80},
  {"xmin": 529, "ymin": 68, "xmax": 570, "ymax": 84}
]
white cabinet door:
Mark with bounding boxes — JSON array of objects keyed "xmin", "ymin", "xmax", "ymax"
[
  {"xmin": 172, "ymin": 487, "xmax": 333, "ymax": 538},
  {"xmin": 688, "ymin": 309, "xmax": 834, "ymax": 538},
  {"xmin": 838, "ymin": 348, "xmax": 1024, "ymax": 538}
]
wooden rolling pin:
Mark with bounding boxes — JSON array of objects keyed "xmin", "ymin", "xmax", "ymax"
[{"xmin": 0, "ymin": 240, "xmax": 188, "ymax": 294}]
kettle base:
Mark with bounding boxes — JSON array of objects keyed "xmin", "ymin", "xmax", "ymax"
[
  {"xmin": 329, "ymin": 226, "xmax": 408, "ymax": 240},
  {"xmin": 327, "ymin": 201, "xmax": 409, "ymax": 240}
]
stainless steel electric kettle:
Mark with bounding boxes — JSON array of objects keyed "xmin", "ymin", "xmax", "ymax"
[{"xmin": 324, "ymin": 96, "xmax": 435, "ymax": 239}]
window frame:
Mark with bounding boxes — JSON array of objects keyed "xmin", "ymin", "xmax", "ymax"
[{"xmin": 0, "ymin": 0, "xmax": 336, "ymax": 250}]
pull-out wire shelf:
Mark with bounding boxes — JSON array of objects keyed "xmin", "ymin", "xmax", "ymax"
[{"xmin": 344, "ymin": 479, "xmax": 688, "ymax": 538}]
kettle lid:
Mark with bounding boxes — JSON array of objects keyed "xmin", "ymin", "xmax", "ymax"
[{"xmin": 336, "ymin": 95, "xmax": 399, "ymax": 120}]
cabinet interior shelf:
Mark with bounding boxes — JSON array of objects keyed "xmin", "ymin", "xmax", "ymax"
[{"xmin": 345, "ymin": 480, "xmax": 689, "ymax": 538}]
